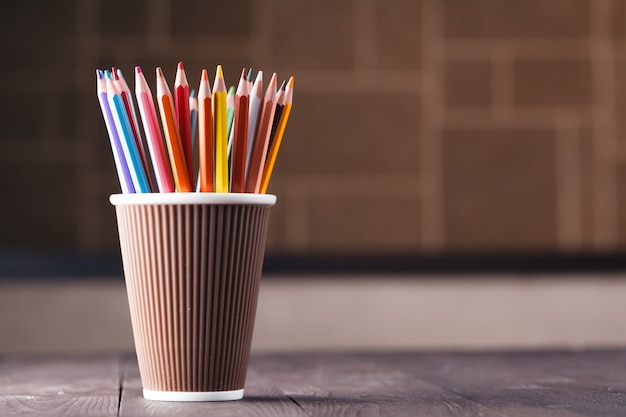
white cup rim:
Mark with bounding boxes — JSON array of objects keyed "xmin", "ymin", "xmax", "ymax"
[{"xmin": 110, "ymin": 193, "xmax": 277, "ymax": 206}]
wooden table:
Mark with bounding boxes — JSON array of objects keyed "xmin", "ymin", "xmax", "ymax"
[{"xmin": 1, "ymin": 349, "xmax": 626, "ymax": 416}]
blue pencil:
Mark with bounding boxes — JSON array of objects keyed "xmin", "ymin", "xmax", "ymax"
[
  {"xmin": 105, "ymin": 70, "xmax": 151, "ymax": 193},
  {"xmin": 96, "ymin": 70, "xmax": 134, "ymax": 193}
]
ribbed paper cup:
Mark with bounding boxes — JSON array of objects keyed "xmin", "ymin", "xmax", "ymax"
[{"xmin": 110, "ymin": 193, "xmax": 276, "ymax": 402}]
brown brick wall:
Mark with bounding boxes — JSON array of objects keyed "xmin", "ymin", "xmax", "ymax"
[{"xmin": 0, "ymin": 0, "xmax": 622, "ymax": 254}]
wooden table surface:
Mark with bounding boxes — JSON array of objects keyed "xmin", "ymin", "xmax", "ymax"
[{"xmin": 1, "ymin": 349, "xmax": 626, "ymax": 416}]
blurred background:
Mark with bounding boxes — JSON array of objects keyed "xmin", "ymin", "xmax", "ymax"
[{"xmin": 2, "ymin": 0, "xmax": 626, "ymax": 353}]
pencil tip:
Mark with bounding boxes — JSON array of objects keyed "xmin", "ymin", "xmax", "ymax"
[
  {"xmin": 288, "ymin": 76, "xmax": 294, "ymax": 88},
  {"xmin": 228, "ymin": 85, "xmax": 236, "ymax": 94},
  {"xmin": 216, "ymin": 65, "xmax": 224, "ymax": 79},
  {"xmin": 112, "ymin": 67, "xmax": 119, "ymax": 80},
  {"xmin": 178, "ymin": 61, "xmax": 184, "ymax": 70},
  {"xmin": 104, "ymin": 69, "xmax": 112, "ymax": 79},
  {"xmin": 279, "ymin": 80, "xmax": 287, "ymax": 90},
  {"xmin": 135, "ymin": 66, "xmax": 142, "ymax": 74},
  {"xmin": 247, "ymin": 69, "xmax": 254, "ymax": 81},
  {"xmin": 269, "ymin": 72, "xmax": 277, "ymax": 85},
  {"xmin": 201, "ymin": 68, "xmax": 208, "ymax": 80},
  {"xmin": 96, "ymin": 69, "xmax": 102, "ymax": 78},
  {"xmin": 156, "ymin": 67, "xmax": 164, "ymax": 77},
  {"xmin": 240, "ymin": 68, "xmax": 247, "ymax": 79},
  {"xmin": 256, "ymin": 70, "xmax": 263, "ymax": 81},
  {"xmin": 190, "ymin": 89, "xmax": 197, "ymax": 98}
]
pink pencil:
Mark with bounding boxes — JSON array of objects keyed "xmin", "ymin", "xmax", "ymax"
[{"xmin": 134, "ymin": 66, "xmax": 174, "ymax": 192}]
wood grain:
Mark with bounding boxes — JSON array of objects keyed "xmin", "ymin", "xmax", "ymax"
[
  {"xmin": 250, "ymin": 352, "xmax": 501, "ymax": 417},
  {"xmin": 407, "ymin": 350, "xmax": 626, "ymax": 417},
  {"xmin": 0, "ymin": 353, "xmax": 121, "ymax": 416},
  {"xmin": 2, "ymin": 350, "xmax": 626, "ymax": 416},
  {"xmin": 118, "ymin": 356, "xmax": 308, "ymax": 416}
]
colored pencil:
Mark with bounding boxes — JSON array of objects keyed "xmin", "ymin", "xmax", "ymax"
[
  {"xmin": 226, "ymin": 86, "xmax": 236, "ymax": 136},
  {"xmin": 213, "ymin": 65, "xmax": 228, "ymax": 193},
  {"xmin": 135, "ymin": 66, "xmax": 174, "ymax": 193},
  {"xmin": 268, "ymin": 79, "xmax": 287, "ymax": 153},
  {"xmin": 113, "ymin": 68, "xmax": 152, "ymax": 192},
  {"xmin": 226, "ymin": 85, "xmax": 236, "ymax": 164},
  {"xmin": 97, "ymin": 65, "xmax": 293, "ymax": 195},
  {"xmin": 198, "ymin": 69, "xmax": 214, "ymax": 192},
  {"xmin": 190, "ymin": 89, "xmax": 198, "ymax": 157},
  {"xmin": 156, "ymin": 67, "xmax": 192, "ymax": 192},
  {"xmin": 230, "ymin": 68, "xmax": 249, "ymax": 193},
  {"xmin": 174, "ymin": 62, "xmax": 194, "ymax": 183},
  {"xmin": 96, "ymin": 70, "xmax": 134, "ymax": 194},
  {"xmin": 260, "ymin": 76, "xmax": 294, "ymax": 194},
  {"xmin": 245, "ymin": 71, "xmax": 263, "ymax": 184},
  {"xmin": 105, "ymin": 71, "xmax": 151, "ymax": 193},
  {"xmin": 189, "ymin": 89, "xmax": 199, "ymax": 189},
  {"xmin": 245, "ymin": 72, "xmax": 277, "ymax": 193}
]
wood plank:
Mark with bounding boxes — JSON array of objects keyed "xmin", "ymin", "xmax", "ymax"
[
  {"xmin": 0, "ymin": 353, "xmax": 121, "ymax": 416},
  {"xmin": 118, "ymin": 354, "xmax": 308, "ymax": 416},
  {"xmin": 249, "ymin": 351, "xmax": 505, "ymax": 417},
  {"xmin": 399, "ymin": 349, "xmax": 626, "ymax": 417},
  {"xmin": 3, "ymin": 350, "xmax": 626, "ymax": 416}
]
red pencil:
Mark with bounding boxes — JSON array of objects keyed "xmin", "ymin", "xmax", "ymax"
[
  {"xmin": 198, "ymin": 69, "xmax": 214, "ymax": 192},
  {"xmin": 175, "ymin": 62, "xmax": 193, "ymax": 183},
  {"xmin": 230, "ymin": 68, "xmax": 249, "ymax": 193}
]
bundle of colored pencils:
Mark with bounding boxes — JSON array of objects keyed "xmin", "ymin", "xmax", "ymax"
[{"xmin": 96, "ymin": 63, "xmax": 294, "ymax": 194}]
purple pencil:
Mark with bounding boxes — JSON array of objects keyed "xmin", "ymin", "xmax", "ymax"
[{"xmin": 96, "ymin": 69, "xmax": 135, "ymax": 193}]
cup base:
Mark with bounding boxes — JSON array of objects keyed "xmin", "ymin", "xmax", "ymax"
[{"xmin": 143, "ymin": 388, "xmax": 244, "ymax": 402}]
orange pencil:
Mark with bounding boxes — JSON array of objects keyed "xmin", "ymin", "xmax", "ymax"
[
  {"xmin": 230, "ymin": 68, "xmax": 249, "ymax": 193},
  {"xmin": 260, "ymin": 76, "xmax": 293, "ymax": 194},
  {"xmin": 156, "ymin": 67, "xmax": 192, "ymax": 192},
  {"xmin": 198, "ymin": 69, "xmax": 214, "ymax": 192},
  {"xmin": 245, "ymin": 72, "xmax": 277, "ymax": 193}
]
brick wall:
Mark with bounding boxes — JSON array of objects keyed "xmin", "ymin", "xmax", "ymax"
[{"xmin": 0, "ymin": 0, "xmax": 622, "ymax": 255}]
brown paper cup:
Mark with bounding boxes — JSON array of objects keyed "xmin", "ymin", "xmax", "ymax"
[{"xmin": 110, "ymin": 193, "xmax": 276, "ymax": 401}]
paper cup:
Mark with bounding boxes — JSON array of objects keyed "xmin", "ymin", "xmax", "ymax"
[{"xmin": 110, "ymin": 193, "xmax": 276, "ymax": 401}]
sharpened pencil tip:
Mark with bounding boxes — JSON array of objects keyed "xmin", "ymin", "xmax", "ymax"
[
  {"xmin": 201, "ymin": 69, "xmax": 208, "ymax": 80},
  {"xmin": 104, "ymin": 69, "xmax": 112, "ymax": 79},
  {"xmin": 288, "ymin": 76, "xmax": 294, "ymax": 88},
  {"xmin": 216, "ymin": 65, "xmax": 224, "ymax": 79},
  {"xmin": 228, "ymin": 85, "xmax": 236, "ymax": 94},
  {"xmin": 135, "ymin": 66, "xmax": 142, "ymax": 74},
  {"xmin": 178, "ymin": 61, "xmax": 184, "ymax": 70},
  {"xmin": 96, "ymin": 69, "xmax": 103, "ymax": 78},
  {"xmin": 247, "ymin": 69, "xmax": 254, "ymax": 82},
  {"xmin": 240, "ymin": 68, "xmax": 247, "ymax": 79},
  {"xmin": 112, "ymin": 67, "xmax": 119, "ymax": 80},
  {"xmin": 279, "ymin": 80, "xmax": 287, "ymax": 91},
  {"xmin": 190, "ymin": 89, "xmax": 197, "ymax": 98},
  {"xmin": 156, "ymin": 67, "xmax": 164, "ymax": 77}
]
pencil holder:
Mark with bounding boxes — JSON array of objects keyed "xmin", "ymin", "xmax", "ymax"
[{"xmin": 110, "ymin": 193, "xmax": 276, "ymax": 401}]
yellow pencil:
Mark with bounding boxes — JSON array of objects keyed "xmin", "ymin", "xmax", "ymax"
[
  {"xmin": 213, "ymin": 65, "xmax": 228, "ymax": 192},
  {"xmin": 260, "ymin": 76, "xmax": 293, "ymax": 194}
]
